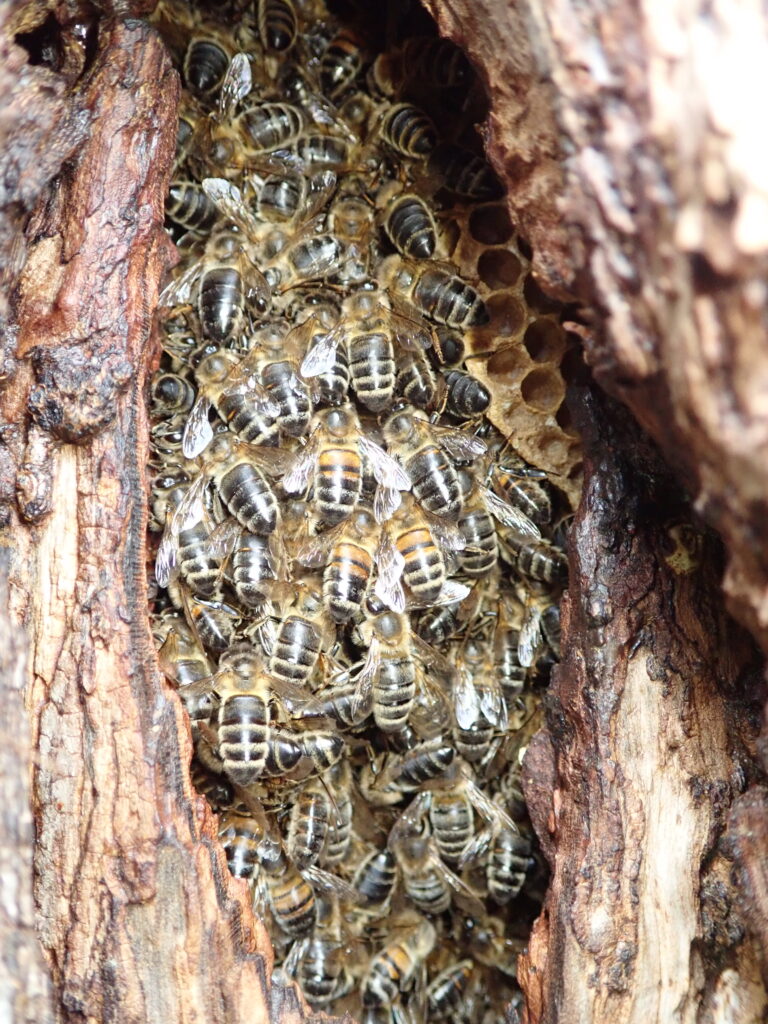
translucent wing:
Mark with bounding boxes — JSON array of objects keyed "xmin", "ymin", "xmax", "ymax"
[
  {"xmin": 432, "ymin": 425, "xmax": 487, "ymax": 462},
  {"xmin": 218, "ymin": 53, "xmax": 252, "ymax": 119},
  {"xmin": 454, "ymin": 667, "xmax": 480, "ymax": 729},
  {"xmin": 304, "ymin": 170, "xmax": 338, "ymax": 219},
  {"xmin": 156, "ymin": 475, "xmax": 208, "ymax": 587},
  {"xmin": 479, "ymin": 678, "xmax": 507, "ymax": 729},
  {"xmin": 359, "ymin": 436, "xmax": 411, "ymax": 490},
  {"xmin": 389, "ymin": 308, "xmax": 434, "ymax": 352},
  {"xmin": 373, "ymin": 531, "xmax": 406, "ymax": 613},
  {"xmin": 182, "ymin": 395, "xmax": 214, "ymax": 459},
  {"xmin": 434, "ymin": 580, "xmax": 470, "ymax": 605},
  {"xmin": 481, "ymin": 486, "xmax": 541, "ymax": 539},
  {"xmin": 457, "ymin": 828, "xmax": 493, "ymax": 868},
  {"xmin": 303, "ymin": 866, "xmax": 361, "ymax": 904},
  {"xmin": 388, "ymin": 792, "xmax": 431, "ymax": 846},
  {"xmin": 299, "ymin": 327, "xmax": 341, "ymax": 377},
  {"xmin": 206, "ymin": 518, "xmax": 243, "ymax": 561},
  {"xmin": 294, "ymin": 523, "xmax": 344, "ymax": 568},
  {"xmin": 159, "ymin": 259, "xmax": 201, "ymax": 307},
  {"xmin": 351, "ymin": 638, "xmax": 380, "ymax": 718},
  {"xmin": 427, "ymin": 515, "xmax": 466, "ymax": 553},
  {"xmin": 373, "ymin": 483, "xmax": 403, "ymax": 524},
  {"xmin": 282, "ymin": 438, "xmax": 319, "ymax": 494},
  {"xmin": 202, "ymin": 177, "xmax": 261, "ymax": 238},
  {"xmin": 518, "ymin": 601, "xmax": 542, "ymax": 668}
]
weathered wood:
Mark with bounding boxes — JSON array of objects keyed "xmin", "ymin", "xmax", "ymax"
[{"xmin": 2, "ymin": 16, "xmax": 330, "ymax": 1024}]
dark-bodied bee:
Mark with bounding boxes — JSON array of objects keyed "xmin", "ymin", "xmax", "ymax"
[
  {"xmin": 486, "ymin": 825, "xmax": 533, "ymax": 904},
  {"xmin": 352, "ymin": 604, "xmax": 452, "ymax": 733},
  {"xmin": 398, "ymin": 36, "xmax": 472, "ymax": 89},
  {"xmin": 431, "ymin": 325, "xmax": 465, "ymax": 367},
  {"xmin": 360, "ymin": 915, "xmax": 436, "ymax": 1008},
  {"xmin": 229, "ymin": 531, "xmax": 280, "ymax": 608},
  {"xmin": 286, "ymin": 894, "xmax": 354, "ymax": 1006},
  {"xmin": 456, "ymin": 466, "xmax": 542, "ymax": 578},
  {"xmin": 321, "ymin": 760, "xmax": 354, "ymax": 866},
  {"xmin": 453, "ymin": 635, "xmax": 507, "ymax": 764},
  {"xmin": 240, "ymin": 319, "xmax": 314, "ymax": 438},
  {"xmin": 155, "ymin": 475, "xmax": 219, "ymax": 590},
  {"xmin": 165, "ymin": 181, "xmax": 219, "ymax": 235},
  {"xmin": 380, "ymin": 255, "xmax": 489, "ymax": 328},
  {"xmin": 426, "ymin": 961, "xmax": 474, "ymax": 1021},
  {"xmin": 486, "ymin": 441, "xmax": 553, "ymax": 527},
  {"xmin": 378, "ymin": 103, "xmax": 437, "ymax": 158},
  {"xmin": 183, "ymin": 37, "xmax": 229, "ymax": 99},
  {"xmin": 150, "ymin": 371, "xmax": 196, "ymax": 420},
  {"xmin": 256, "ymin": 831, "xmax": 318, "ymax": 938},
  {"xmin": 352, "ymin": 846, "xmax": 397, "ymax": 910},
  {"xmin": 149, "ymin": 464, "xmax": 193, "ymax": 532},
  {"xmin": 206, "ymin": 433, "xmax": 286, "ymax": 535},
  {"xmin": 389, "ymin": 823, "xmax": 476, "ymax": 916},
  {"xmin": 442, "ymin": 369, "xmax": 491, "ymax": 419},
  {"xmin": 319, "ymin": 27, "xmax": 365, "ymax": 99},
  {"xmin": 282, "ymin": 404, "xmax": 410, "ymax": 525},
  {"xmin": 190, "ymin": 758, "xmax": 234, "ymax": 811},
  {"xmin": 295, "ymin": 507, "xmax": 379, "ymax": 623},
  {"xmin": 382, "ymin": 406, "xmax": 486, "ymax": 519},
  {"xmin": 376, "ymin": 181, "xmax": 436, "ymax": 260},
  {"xmin": 219, "ymin": 808, "xmax": 265, "ymax": 880},
  {"xmin": 516, "ymin": 582, "xmax": 563, "ymax": 668},
  {"xmin": 287, "ymin": 777, "xmax": 331, "ymax": 868},
  {"xmin": 236, "ymin": 101, "xmax": 304, "ymax": 153},
  {"xmin": 280, "ymin": 132, "xmax": 353, "ymax": 173},
  {"xmin": 396, "ymin": 347, "xmax": 438, "ymax": 409},
  {"xmin": 156, "ymin": 615, "xmax": 214, "ymax": 688},
  {"xmin": 267, "ymin": 584, "xmax": 334, "ymax": 686},
  {"xmin": 359, "ymin": 738, "xmax": 455, "ymax": 806},
  {"xmin": 183, "ymin": 590, "xmax": 240, "ymax": 653},
  {"xmin": 500, "ymin": 531, "xmax": 568, "ymax": 585},
  {"xmin": 159, "ymin": 226, "xmax": 270, "ymax": 347},
  {"xmin": 426, "ymin": 142, "xmax": 504, "ymax": 200},
  {"xmin": 493, "ymin": 591, "xmax": 528, "ymax": 696},
  {"xmin": 256, "ymin": 0, "xmax": 297, "ymax": 51}
]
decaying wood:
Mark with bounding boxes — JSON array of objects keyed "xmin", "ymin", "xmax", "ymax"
[{"xmin": 1, "ymin": 15, "xmax": 332, "ymax": 1024}]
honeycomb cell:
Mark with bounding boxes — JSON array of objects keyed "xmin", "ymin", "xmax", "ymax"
[
  {"xmin": 486, "ymin": 345, "xmax": 528, "ymax": 379},
  {"xmin": 478, "ymin": 248, "xmax": 522, "ymax": 290},
  {"xmin": 485, "ymin": 291, "xmax": 527, "ymax": 339},
  {"xmin": 524, "ymin": 319, "xmax": 566, "ymax": 363},
  {"xmin": 439, "ymin": 218, "xmax": 461, "ymax": 257},
  {"xmin": 568, "ymin": 460, "xmax": 584, "ymax": 479},
  {"xmin": 520, "ymin": 367, "xmax": 565, "ymax": 412},
  {"xmin": 523, "ymin": 272, "xmax": 563, "ymax": 314},
  {"xmin": 555, "ymin": 401, "xmax": 577, "ymax": 435},
  {"xmin": 468, "ymin": 203, "xmax": 514, "ymax": 245}
]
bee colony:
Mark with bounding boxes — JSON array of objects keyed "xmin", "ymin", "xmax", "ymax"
[{"xmin": 148, "ymin": 0, "xmax": 580, "ymax": 1019}]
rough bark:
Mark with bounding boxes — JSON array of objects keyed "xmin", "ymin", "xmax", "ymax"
[{"xmin": 1, "ymin": 14, "xmax": 329, "ymax": 1024}]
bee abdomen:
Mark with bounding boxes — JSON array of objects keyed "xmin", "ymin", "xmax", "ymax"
[
  {"xmin": 263, "ymin": 734, "xmax": 304, "ymax": 776},
  {"xmin": 373, "ymin": 657, "xmax": 416, "ymax": 732},
  {"xmin": 218, "ymin": 694, "xmax": 268, "ymax": 784},
  {"xmin": 166, "ymin": 182, "xmax": 218, "ymax": 234},
  {"xmin": 457, "ymin": 509, "xmax": 498, "ymax": 577},
  {"xmin": 397, "ymin": 741, "xmax": 455, "ymax": 789},
  {"xmin": 316, "ymin": 447, "xmax": 362, "ymax": 523},
  {"xmin": 183, "ymin": 39, "xmax": 228, "ymax": 98},
  {"xmin": 322, "ymin": 795, "xmax": 353, "ymax": 865},
  {"xmin": 269, "ymin": 616, "xmax": 322, "ymax": 683},
  {"xmin": 454, "ymin": 717, "xmax": 494, "ymax": 763},
  {"xmin": 324, "ymin": 541, "xmax": 372, "ymax": 622},
  {"xmin": 239, "ymin": 103, "xmax": 304, "ymax": 152},
  {"xmin": 443, "ymin": 369, "xmax": 491, "ymax": 417},
  {"xmin": 396, "ymin": 354, "xmax": 437, "ymax": 408},
  {"xmin": 513, "ymin": 540, "xmax": 568, "ymax": 583},
  {"xmin": 266, "ymin": 872, "xmax": 316, "ymax": 937},
  {"xmin": 488, "ymin": 829, "xmax": 532, "ymax": 904},
  {"xmin": 353, "ymin": 848, "xmax": 397, "ymax": 906},
  {"xmin": 397, "ymin": 526, "xmax": 444, "ymax": 600},
  {"xmin": 257, "ymin": 0, "xmax": 297, "ymax": 51},
  {"xmin": 427, "ymin": 961, "xmax": 474, "ymax": 1020},
  {"xmin": 380, "ymin": 103, "xmax": 437, "ymax": 157},
  {"xmin": 347, "ymin": 332, "xmax": 395, "ymax": 412},
  {"xmin": 199, "ymin": 266, "xmax": 243, "ymax": 341},
  {"xmin": 412, "ymin": 268, "xmax": 489, "ymax": 327},
  {"xmin": 178, "ymin": 520, "xmax": 222, "ymax": 597},
  {"xmin": 384, "ymin": 194, "xmax": 436, "ymax": 259},
  {"xmin": 288, "ymin": 789, "xmax": 330, "ymax": 868},
  {"xmin": 217, "ymin": 392, "xmax": 280, "ymax": 446},
  {"xmin": 405, "ymin": 869, "xmax": 450, "ymax": 914},
  {"xmin": 232, "ymin": 532, "xmax": 275, "ymax": 607},
  {"xmin": 217, "ymin": 463, "xmax": 278, "ymax": 534},
  {"xmin": 429, "ymin": 798, "xmax": 472, "ymax": 864},
  {"xmin": 406, "ymin": 447, "xmax": 462, "ymax": 518},
  {"xmin": 262, "ymin": 361, "xmax": 312, "ymax": 436}
]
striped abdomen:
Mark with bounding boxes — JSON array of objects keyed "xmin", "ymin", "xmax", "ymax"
[
  {"xmin": 218, "ymin": 693, "xmax": 269, "ymax": 785},
  {"xmin": 324, "ymin": 540, "xmax": 372, "ymax": 621},
  {"xmin": 412, "ymin": 267, "xmax": 489, "ymax": 327},
  {"xmin": 261, "ymin": 360, "xmax": 311, "ymax": 436},
  {"xmin": 457, "ymin": 508, "xmax": 498, "ymax": 576},
  {"xmin": 396, "ymin": 524, "xmax": 444, "ymax": 601},
  {"xmin": 373, "ymin": 655, "xmax": 416, "ymax": 732},
  {"xmin": 315, "ymin": 445, "xmax": 362, "ymax": 524},
  {"xmin": 487, "ymin": 828, "xmax": 532, "ymax": 904},
  {"xmin": 346, "ymin": 331, "xmax": 395, "ymax": 412},
  {"xmin": 268, "ymin": 615, "xmax": 322, "ymax": 684},
  {"xmin": 199, "ymin": 266, "xmax": 244, "ymax": 342},
  {"xmin": 257, "ymin": 0, "xmax": 297, "ymax": 51},
  {"xmin": 429, "ymin": 793, "xmax": 472, "ymax": 865},
  {"xmin": 287, "ymin": 785, "xmax": 330, "ymax": 868},
  {"xmin": 232, "ymin": 532, "xmax": 275, "ymax": 607},
  {"xmin": 216, "ymin": 462, "xmax": 278, "ymax": 534},
  {"xmin": 178, "ymin": 519, "xmax": 222, "ymax": 597},
  {"xmin": 216, "ymin": 391, "xmax": 280, "ymax": 446},
  {"xmin": 384, "ymin": 193, "xmax": 435, "ymax": 259},
  {"xmin": 406, "ymin": 446, "xmax": 462, "ymax": 517}
]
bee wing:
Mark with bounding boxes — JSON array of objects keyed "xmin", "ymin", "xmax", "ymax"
[
  {"xmin": 479, "ymin": 677, "xmax": 508, "ymax": 730},
  {"xmin": 303, "ymin": 866, "xmax": 361, "ymax": 904},
  {"xmin": 294, "ymin": 523, "xmax": 344, "ymax": 568},
  {"xmin": 182, "ymin": 395, "xmax": 214, "ymax": 459},
  {"xmin": 457, "ymin": 827, "xmax": 493, "ymax": 868},
  {"xmin": 426, "ymin": 515, "xmax": 466, "ymax": 552},
  {"xmin": 454, "ymin": 666, "xmax": 480, "ymax": 729},
  {"xmin": 282, "ymin": 437, "xmax": 319, "ymax": 494},
  {"xmin": 433, "ymin": 580, "xmax": 470, "ymax": 605},
  {"xmin": 373, "ymin": 531, "xmax": 406, "ymax": 613},
  {"xmin": 218, "ymin": 53, "xmax": 252, "ymax": 119},
  {"xmin": 351, "ymin": 637, "xmax": 379, "ymax": 719},
  {"xmin": 481, "ymin": 486, "xmax": 541, "ymax": 539},
  {"xmin": 389, "ymin": 308, "xmax": 434, "ymax": 352},
  {"xmin": 464, "ymin": 777, "xmax": 518, "ymax": 834},
  {"xmin": 220, "ymin": 362, "xmax": 282, "ymax": 421},
  {"xmin": 206, "ymin": 518, "xmax": 243, "ymax": 561},
  {"xmin": 159, "ymin": 259, "xmax": 201, "ymax": 307},
  {"xmin": 299, "ymin": 325, "xmax": 341, "ymax": 377},
  {"xmin": 411, "ymin": 634, "xmax": 454, "ymax": 680},
  {"xmin": 359, "ymin": 436, "xmax": 411, "ymax": 491},
  {"xmin": 518, "ymin": 602, "xmax": 542, "ymax": 668},
  {"xmin": 388, "ymin": 791, "xmax": 431, "ymax": 846},
  {"xmin": 373, "ymin": 483, "xmax": 403, "ymax": 524},
  {"xmin": 305, "ymin": 170, "xmax": 338, "ymax": 219},
  {"xmin": 244, "ymin": 444, "xmax": 293, "ymax": 478},
  {"xmin": 202, "ymin": 178, "xmax": 261, "ymax": 238},
  {"xmin": 156, "ymin": 475, "xmax": 208, "ymax": 587},
  {"xmin": 433, "ymin": 425, "xmax": 487, "ymax": 462},
  {"xmin": 431, "ymin": 849, "xmax": 483, "ymax": 906},
  {"xmin": 282, "ymin": 936, "xmax": 308, "ymax": 978}
]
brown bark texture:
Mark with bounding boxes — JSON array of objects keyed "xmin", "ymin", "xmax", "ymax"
[{"xmin": 0, "ymin": 8, "xmax": 336, "ymax": 1024}]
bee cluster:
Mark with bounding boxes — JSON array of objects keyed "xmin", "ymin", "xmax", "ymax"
[{"xmin": 149, "ymin": 1, "xmax": 576, "ymax": 1020}]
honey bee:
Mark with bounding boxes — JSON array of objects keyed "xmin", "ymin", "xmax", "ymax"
[
  {"xmin": 286, "ymin": 777, "xmax": 331, "ymax": 868},
  {"xmin": 430, "ymin": 325, "xmax": 465, "ymax": 367},
  {"xmin": 442, "ymin": 369, "xmax": 491, "ymax": 419},
  {"xmin": 150, "ymin": 371, "xmax": 197, "ymax": 419},
  {"xmin": 388, "ymin": 819, "xmax": 478, "ymax": 915},
  {"xmin": 500, "ymin": 532, "xmax": 568, "ymax": 585},
  {"xmin": 166, "ymin": 180, "xmax": 219, "ymax": 235},
  {"xmin": 379, "ymin": 255, "xmax": 489, "ymax": 328},
  {"xmin": 159, "ymin": 226, "xmax": 270, "ymax": 346},
  {"xmin": 378, "ymin": 103, "xmax": 437, "ymax": 158},
  {"xmin": 230, "ymin": 530, "xmax": 279, "ymax": 608},
  {"xmin": 426, "ymin": 142, "xmax": 504, "ymax": 200},
  {"xmin": 255, "ymin": 830, "xmax": 319, "ymax": 938},
  {"xmin": 426, "ymin": 961, "xmax": 474, "ymax": 1021},
  {"xmin": 286, "ymin": 894, "xmax": 355, "ymax": 1006},
  {"xmin": 241, "ymin": 319, "xmax": 314, "ymax": 438},
  {"xmin": 321, "ymin": 760, "xmax": 354, "ymax": 866},
  {"xmin": 282, "ymin": 404, "xmax": 411, "ymax": 525},
  {"xmin": 516, "ymin": 583, "xmax": 563, "ymax": 668},
  {"xmin": 376, "ymin": 181, "xmax": 436, "ymax": 260},
  {"xmin": 453, "ymin": 636, "xmax": 507, "ymax": 764},
  {"xmin": 267, "ymin": 584, "xmax": 334, "ymax": 687},
  {"xmin": 190, "ymin": 758, "xmax": 234, "ymax": 811},
  {"xmin": 236, "ymin": 101, "xmax": 305, "ymax": 154},
  {"xmin": 382, "ymin": 406, "xmax": 486, "ymax": 519},
  {"xmin": 396, "ymin": 348, "xmax": 438, "ymax": 409},
  {"xmin": 352, "ymin": 603, "xmax": 453, "ymax": 733},
  {"xmin": 360, "ymin": 915, "xmax": 436, "ymax": 1010},
  {"xmin": 294, "ymin": 507, "xmax": 379, "ymax": 623},
  {"xmin": 156, "ymin": 615, "xmax": 214, "ymax": 688},
  {"xmin": 486, "ymin": 823, "xmax": 533, "ymax": 904},
  {"xmin": 359, "ymin": 738, "xmax": 456, "ymax": 806},
  {"xmin": 456, "ymin": 466, "xmax": 542, "ymax": 578},
  {"xmin": 280, "ymin": 132, "xmax": 354, "ymax": 173},
  {"xmin": 219, "ymin": 808, "xmax": 266, "ymax": 880},
  {"xmin": 256, "ymin": 0, "xmax": 297, "ymax": 51},
  {"xmin": 486, "ymin": 441, "xmax": 552, "ymax": 527},
  {"xmin": 183, "ymin": 591, "xmax": 241, "ymax": 652},
  {"xmin": 319, "ymin": 27, "xmax": 365, "ymax": 99},
  {"xmin": 367, "ymin": 37, "xmax": 471, "ymax": 97},
  {"xmin": 493, "ymin": 591, "xmax": 528, "ymax": 697},
  {"xmin": 352, "ymin": 846, "xmax": 397, "ymax": 910},
  {"xmin": 149, "ymin": 463, "xmax": 193, "ymax": 532},
  {"xmin": 183, "ymin": 37, "xmax": 230, "ymax": 99}
]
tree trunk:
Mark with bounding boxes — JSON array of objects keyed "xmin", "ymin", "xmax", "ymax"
[{"xmin": 1, "ymin": 1, "xmax": 767, "ymax": 1023}]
